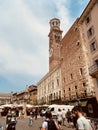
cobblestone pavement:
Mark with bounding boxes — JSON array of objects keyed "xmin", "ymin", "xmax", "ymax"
[{"xmin": 0, "ymin": 116, "xmax": 75, "ymax": 130}]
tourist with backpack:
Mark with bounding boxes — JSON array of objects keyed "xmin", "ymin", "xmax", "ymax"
[{"xmin": 41, "ymin": 111, "xmax": 59, "ymax": 130}]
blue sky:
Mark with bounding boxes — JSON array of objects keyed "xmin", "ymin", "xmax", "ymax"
[{"xmin": 0, "ymin": 0, "xmax": 90, "ymax": 93}]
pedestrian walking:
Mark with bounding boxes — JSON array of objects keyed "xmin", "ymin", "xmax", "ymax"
[
  {"xmin": 41, "ymin": 109, "xmax": 46, "ymax": 122},
  {"xmin": 41, "ymin": 111, "xmax": 59, "ymax": 130},
  {"xmin": 57, "ymin": 108, "xmax": 63, "ymax": 130},
  {"xmin": 71, "ymin": 110, "xmax": 77, "ymax": 128},
  {"xmin": 62, "ymin": 109, "xmax": 66, "ymax": 126},
  {"xmin": 73, "ymin": 106, "xmax": 92, "ymax": 130},
  {"xmin": 66, "ymin": 109, "xmax": 72, "ymax": 124},
  {"xmin": 35, "ymin": 108, "xmax": 38, "ymax": 120},
  {"xmin": 29, "ymin": 115, "xmax": 33, "ymax": 126}
]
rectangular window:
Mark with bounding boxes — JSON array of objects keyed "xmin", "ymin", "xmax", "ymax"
[
  {"xmin": 76, "ymin": 92, "xmax": 78, "ymax": 98},
  {"xmin": 83, "ymin": 83, "xmax": 86, "ymax": 87},
  {"xmin": 48, "ymin": 84, "xmax": 49, "ymax": 91},
  {"xmin": 95, "ymin": 59, "xmax": 98, "ymax": 65},
  {"xmin": 84, "ymin": 90, "xmax": 87, "ymax": 96},
  {"xmin": 90, "ymin": 40, "xmax": 97, "ymax": 52},
  {"xmin": 56, "ymin": 92, "xmax": 58, "ymax": 99},
  {"xmin": 70, "ymin": 73, "xmax": 73, "ymax": 80},
  {"xmin": 69, "ymin": 88, "xmax": 71, "ymax": 91},
  {"xmin": 59, "ymin": 91, "xmax": 61, "ymax": 98},
  {"xmin": 57, "ymin": 79, "xmax": 59, "ymax": 86},
  {"xmin": 63, "ymin": 77, "xmax": 65, "ymax": 83},
  {"xmin": 69, "ymin": 94, "xmax": 71, "ymax": 100},
  {"xmin": 80, "ymin": 68, "xmax": 83, "ymax": 75},
  {"xmin": 75, "ymin": 86, "xmax": 77, "ymax": 89},
  {"xmin": 87, "ymin": 26, "xmax": 94, "ymax": 38},
  {"xmin": 52, "ymin": 82, "xmax": 54, "ymax": 89},
  {"xmin": 76, "ymin": 41, "xmax": 80, "ymax": 46}
]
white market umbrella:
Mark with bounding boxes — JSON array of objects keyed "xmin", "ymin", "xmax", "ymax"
[
  {"xmin": 42, "ymin": 104, "xmax": 49, "ymax": 107},
  {"xmin": 0, "ymin": 105, "xmax": 4, "ymax": 109},
  {"xmin": 2, "ymin": 104, "xmax": 13, "ymax": 108},
  {"xmin": 17, "ymin": 104, "xmax": 23, "ymax": 108},
  {"xmin": 26, "ymin": 104, "xmax": 33, "ymax": 108}
]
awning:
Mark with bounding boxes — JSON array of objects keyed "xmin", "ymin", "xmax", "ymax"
[
  {"xmin": 69, "ymin": 101, "xmax": 87, "ymax": 107},
  {"xmin": 81, "ymin": 101, "xmax": 87, "ymax": 107},
  {"xmin": 69, "ymin": 102, "xmax": 76, "ymax": 106}
]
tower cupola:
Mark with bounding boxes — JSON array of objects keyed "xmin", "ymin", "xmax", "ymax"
[{"xmin": 49, "ymin": 18, "xmax": 60, "ymax": 31}]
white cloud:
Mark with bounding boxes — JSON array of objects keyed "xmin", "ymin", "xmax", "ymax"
[
  {"xmin": 0, "ymin": 0, "xmax": 49, "ymax": 77},
  {"xmin": 0, "ymin": 0, "xmax": 89, "ymax": 92},
  {"xmin": 0, "ymin": 38, "xmax": 48, "ymax": 77}
]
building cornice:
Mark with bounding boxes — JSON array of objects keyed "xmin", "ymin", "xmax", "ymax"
[{"xmin": 79, "ymin": 0, "xmax": 97, "ymax": 23}]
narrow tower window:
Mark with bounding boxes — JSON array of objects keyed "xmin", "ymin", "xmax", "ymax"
[
  {"xmin": 80, "ymin": 68, "xmax": 83, "ymax": 75},
  {"xmin": 70, "ymin": 73, "xmax": 73, "ymax": 79}
]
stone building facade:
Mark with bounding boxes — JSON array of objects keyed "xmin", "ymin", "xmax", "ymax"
[
  {"xmin": 12, "ymin": 85, "xmax": 37, "ymax": 105},
  {"xmin": 37, "ymin": 0, "xmax": 98, "ymax": 115},
  {"xmin": 37, "ymin": 65, "xmax": 62, "ymax": 105},
  {"xmin": 60, "ymin": 18, "xmax": 95, "ymax": 104},
  {"xmin": 76, "ymin": 0, "xmax": 98, "ymax": 117},
  {"xmin": 78, "ymin": 0, "xmax": 98, "ymax": 102},
  {"xmin": 0, "ymin": 93, "xmax": 11, "ymax": 105},
  {"xmin": 28, "ymin": 85, "xmax": 37, "ymax": 105}
]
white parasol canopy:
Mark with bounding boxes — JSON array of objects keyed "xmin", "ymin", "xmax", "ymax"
[
  {"xmin": 42, "ymin": 104, "xmax": 49, "ymax": 107},
  {"xmin": 0, "ymin": 105, "xmax": 4, "ymax": 109},
  {"xmin": 1, "ymin": 104, "xmax": 13, "ymax": 108},
  {"xmin": 26, "ymin": 104, "xmax": 34, "ymax": 108}
]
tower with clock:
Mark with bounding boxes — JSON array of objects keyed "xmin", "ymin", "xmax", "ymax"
[{"xmin": 48, "ymin": 18, "xmax": 63, "ymax": 71}]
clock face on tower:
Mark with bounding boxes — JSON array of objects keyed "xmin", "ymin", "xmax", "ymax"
[{"xmin": 49, "ymin": 48, "xmax": 53, "ymax": 57}]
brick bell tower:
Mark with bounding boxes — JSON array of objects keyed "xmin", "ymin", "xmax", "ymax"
[{"xmin": 48, "ymin": 18, "xmax": 63, "ymax": 71}]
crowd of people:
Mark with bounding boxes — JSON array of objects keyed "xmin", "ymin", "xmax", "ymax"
[
  {"xmin": 40, "ymin": 106, "xmax": 93, "ymax": 130},
  {"xmin": 1, "ymin": 105, "xmax": 93, "ymax": 130}
]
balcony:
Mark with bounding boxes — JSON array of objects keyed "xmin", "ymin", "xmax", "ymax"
[
  {"xmin": 89, "ymin": 63, "xmax": 98, "ymax": 77},
  {"xmin": 67, "ymin": 92, "xmax": 95, "ymax": 102}
]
